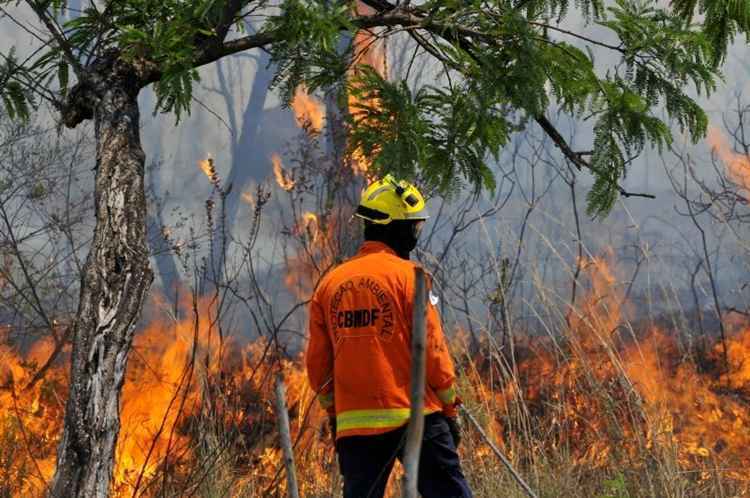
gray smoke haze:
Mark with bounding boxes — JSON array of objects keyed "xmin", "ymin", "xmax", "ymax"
[{"xmin": 1, "ymin": 4, "xmax": 748, "ymax": 345}]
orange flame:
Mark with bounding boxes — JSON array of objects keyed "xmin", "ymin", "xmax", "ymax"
[
  {"xmin": 197, "ymin": 156, "xmax": 213, "ymax": 179},
  {"xmin": 706, "ymin": 125, "xmax": 750, "ymax": 191},
  {"xmin": 301, "ymin": 212, "xmax": 320, "ymax": 243},
  {"xmin": 197, "ymin": 155, "xmax": 221, "ymax": 187},
  {"xmin": 0, "ymin": 295, "xmax": 336, "ymax": 497},
  {"xmin": 478, "ymin": 253, "xmax": 750, "ymax": 485},
  {"xmin": 272, "ymin": 153, "xmax": 295, "ymax": 192},
  {"xmin": 283, "ymin": 210, "xmax": 344, "ymax": 300},
  {"xmin": 0, "ymin": 336, "xmax": 65, "ymax": 495},
  {"xmin": 291, "ymin": 86, "xmax": 325, "ymax": 133},
  {"xmin": 2, "ymin": 247, "xmax": 750, "ymax": 496},
  {"xmin": 352, "ymin": 1, "xmax": 387, "ymax": 75}
]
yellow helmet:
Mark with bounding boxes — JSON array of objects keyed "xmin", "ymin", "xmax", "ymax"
[{"xmin": 355, "ymin": 174, "xmax": 429, "ymax": 224}]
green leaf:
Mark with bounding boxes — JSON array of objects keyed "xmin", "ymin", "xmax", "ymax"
[
  {"xmin": 57, "ymin": 60, "xmax": 69, "ymax": 94},
  {"xmin": 266, "ymin": 0, "xmax": 353, "ymax": 102},
  {"xmin": 347, "ymin": 65, "xmax": 509, "ymax": 197}
]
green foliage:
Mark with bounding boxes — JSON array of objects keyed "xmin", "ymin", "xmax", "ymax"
[
  {"xmin": 63, "ymin": 6, "xmax": 112, "ymax": 56},
  {"xmin": 0, "ymin": 80, "xmax": 30, "ymax": 122},
  {"xmin": 0, "ymin": 0, "xmax": 743, "ymax": 214},
  {"xmin": 540, "ymin": 42, "xmax": 600, "ymax": 116},
  {"xmin": 328, "ymin": 1, "xmax": 723, "ymax": 214},
  {"xmin": 347, "ymin": 66, "xmax": 506, "ymax": 196},
  {"xmin": 266, "ymin": 0, "xmax": 352, "ymax": 102},
  {"xmin": 586, "ymin": 80, "xmax": 673, "ymax": 217},
  {"xmin": 598, "ymin": 473, "xmax": 632, "ymax": 498},
  {"xmin": 671, "ymin": 0, "xmax": 750, "ymax": 64},
  {"xmin": 0, "ymin": 49, "xmax": 32, "ymax": 120},
  {"xmin": 112, "ymin": 0, "xmax": 219, "ymax": 119},
  {"xmin": 15, "ymin": 0, "xmax": 245, "ymax": 121},
  {"xmin": 600, "ymin": 0, "xmax": 714, "ymax": 139},
  {"xmin": 470, "ymin": 11, "xmax": 552, "ymax": 117}
]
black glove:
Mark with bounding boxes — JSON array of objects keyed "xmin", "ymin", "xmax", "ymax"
[
  {"xmin": 446, "ymin": 415, "xmax": 462, "ymax": 448},
  {"xmin": 328, "ymin": 416, "xmax": 337, "ymax": 446}
]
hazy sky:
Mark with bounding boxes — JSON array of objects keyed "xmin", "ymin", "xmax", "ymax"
[{"xmin": 1, "ymin": 4, "xmax": 748, "ymax": 300}]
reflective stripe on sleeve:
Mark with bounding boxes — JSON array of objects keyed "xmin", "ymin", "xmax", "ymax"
[{"xmin": 436, "ymin": 385, "xmax": 456, "ymax": 405}]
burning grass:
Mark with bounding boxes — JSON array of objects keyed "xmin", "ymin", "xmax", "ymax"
[
  {"xmin": 0, "ymin": 297, "xmax": 331, "ymax": 497},
  {"xmin": 1, "ymin": 253, "xmax": 749, "ymax": 497},
  {"xmin": 458, "ymin": 255, "xmax": 750, "ymax": 497}
]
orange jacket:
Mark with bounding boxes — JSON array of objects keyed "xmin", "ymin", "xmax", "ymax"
[{"xmin": 306, "ymin": 241, "xmax": 457, "ymax": 439}]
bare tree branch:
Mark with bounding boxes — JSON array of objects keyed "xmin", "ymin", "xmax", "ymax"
[{"xmin": 24, "ymin": 0, "xmax": 84, "ymax": 75}]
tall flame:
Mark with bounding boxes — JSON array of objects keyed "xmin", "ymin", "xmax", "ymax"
[
  {"xmin": 291, "ymin": 86, "xmax": 325, "ymax": 133},
  {"xmin": 352, "ymin": 2, "xmax": 387, "ymax": 75},
  {"xmin": 489, "ymin": 253, "xmax": 750, "ymax": 483},
  {"xmin": 198, "ymin": 156, "xmax": 214, "ymax": 179},
  {"xmin": 706, "ymin": 125, "xmax": 750, "ymax": 191},
  {"xmin": 284, "ymin": 211, "xmax": 341, "ymax": 300}
]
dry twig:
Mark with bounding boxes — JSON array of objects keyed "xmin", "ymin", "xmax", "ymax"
[
  {"xmin": 461, "ymin": 406, "xmax": 539, "ymax": 498},
  {"xmin": 402, "ymin": 267, "xmax": 427, "ymax": 498},
  {"xmin": 275, "ymin": 374, "xmax": 300, "ymax": 498}
]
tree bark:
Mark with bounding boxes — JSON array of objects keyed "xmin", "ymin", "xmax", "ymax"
[{"xmin": 50, "ymin": 63, "xmax": 154, "ymax": 498}]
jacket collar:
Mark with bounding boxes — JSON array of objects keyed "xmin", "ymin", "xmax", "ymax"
[{"xmin": 357, "ymin": 240, "xmax": 399, "ymax": 258}]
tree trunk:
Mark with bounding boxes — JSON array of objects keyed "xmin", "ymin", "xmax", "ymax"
[{"xmin": 50, "ymin": 67, "xmax": 153, "ymax": 497}]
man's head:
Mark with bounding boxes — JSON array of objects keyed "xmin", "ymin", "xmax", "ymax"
[{"xmin": 354, "ymin": 175, "xmax": 428, "ymax": 259}]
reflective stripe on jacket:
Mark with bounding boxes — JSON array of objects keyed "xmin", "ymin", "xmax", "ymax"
[{"xmin": 305, "ymin": 241, "xmax": 457, "ymax": 439}]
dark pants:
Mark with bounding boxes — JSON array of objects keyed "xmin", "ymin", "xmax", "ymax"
[{"xmin": 336, "ymin": 413, "xmax": 473, "ymax": 498}]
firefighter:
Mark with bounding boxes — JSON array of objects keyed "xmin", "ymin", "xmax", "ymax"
[{"xmin": 306, "ymin": 175, "xmax": 473, "ymax": 498}]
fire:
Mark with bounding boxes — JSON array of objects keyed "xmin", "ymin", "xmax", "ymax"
[
  {"xmin": 0, "ymin": 296, "xmax": 334, "ymax": 497},
  {"xmin": 284, "ymin": 211, "xmax": 341, "ymax": 300},
  {"xmin": 0, "ymin": 336, "xmax": 66, "ymax": 496},
  {"xmin": 198, "ymin": 156, "xmax": 213, "ymax": 178},
  {"xmin": 301, "ymin": 212, "xmax": 320, "ymax": 243},
  {"xmin": 291, "ymin": 86, "xmax": 325, "ymax": 133},
  {"xmin": 352, "ymin": 2, "xmax": 387, "ymax": 75},
  {"xmin": 463, "ymin": 253, "xmax": 750, "ymax": 491},
  {"xmin": 706, "ymin": 125, "xmax": 750, "ymax": 191},
  {"xmin": 622, "ymin": 329, "xmax": 750, "ymax": 473},
  {"xmin": 273, "ymin": 1, "xmax": 385, "ymax": 304},
  {"xmin": 271, "ymin": 153, "xmax": 295, "ymax": 192},
  {"xmin": 2, "ymin": 244, "xmax": 750, "ymax": 495},
  {"xmin": 197, "ymin": 155, "xmax": 220, "ymax": 186}
]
